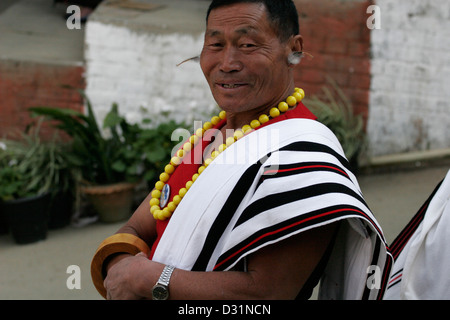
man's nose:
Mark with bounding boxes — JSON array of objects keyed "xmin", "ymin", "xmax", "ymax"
[{"xmin": 219, "ymin": 47, "xmax": 243, "ymax": 73}]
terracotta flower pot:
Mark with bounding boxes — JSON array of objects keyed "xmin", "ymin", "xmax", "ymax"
[{"xmin": 81, "ymin": 182, "xmax": 136, "ymax": 223}]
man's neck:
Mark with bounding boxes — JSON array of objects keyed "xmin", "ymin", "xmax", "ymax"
[{"xmin": 222, "ymin": 84, "xmax": 296, "ymax": 131}]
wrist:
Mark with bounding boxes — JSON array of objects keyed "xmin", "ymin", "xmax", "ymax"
[
  {"xmin": 91, "ymin": 233, "xmax": 151, "ymax": 299},
  {"xmin": 152, "ymin": 264, "xmax": 176, "ymax": 300},
  {"xmin": 103, "ymin": 252, "xmax": 132, "ymax": 275}
]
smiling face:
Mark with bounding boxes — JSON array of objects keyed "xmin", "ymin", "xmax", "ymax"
[{"xmin": 200, "ymin": 2, "xmax": 301, "ymax": 125}]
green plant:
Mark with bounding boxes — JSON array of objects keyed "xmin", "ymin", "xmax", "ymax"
[
  {"xmin": 30, "ymin": 92, "xmax": 142, "ymax": 185},
  {"xmin": 303, "ymin": 78, "xmax": 367, "ymax": 167},
  {"xmin": 0, "ymin": 165, "xmax": 31, "ymax": 201},
  {"xmin": 0, "ymin": 124, "xmax": 74, "ymax": 201},
  {"xmin": 135, "ymin": 119, "xmax": 190, "ymax": 185},
  {"xmin": 30, "ymin": 91, "xmax": 189, "ymax": 187}
]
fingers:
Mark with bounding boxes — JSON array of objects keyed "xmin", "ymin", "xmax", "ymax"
[
  {"xmin": 104, "ymin": 278, "xmax": 111, "ymax": 300},
  {"xmin": 103, "ymin": 252, "xmax": 150, "ymax": 300}
]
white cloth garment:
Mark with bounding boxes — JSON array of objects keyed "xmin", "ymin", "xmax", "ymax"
[
  {"xmin": 152, "ymin": 118, "xmax": 392, "ymax": 300},
  {"xmin": 384, "ymin": 169, "xmax": 450, "ymax": 300}
]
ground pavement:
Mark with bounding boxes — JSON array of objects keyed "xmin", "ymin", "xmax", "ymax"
[{"xmin": 0, "ymin": 164, "xmax": 448, "ymax": 300}]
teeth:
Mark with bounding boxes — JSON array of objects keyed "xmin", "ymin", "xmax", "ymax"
[{"xmin": 222, "ymin": 84, "xmax": 239, "ymax": 88}]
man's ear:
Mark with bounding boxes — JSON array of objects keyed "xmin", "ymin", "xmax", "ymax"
[
  {"xmin": 291, "ymin": 34, "xmax": 303, "ymax": 53},
  {"xmin": 287, "ymin": 35, "xmax": 304, "ymax": 66}
]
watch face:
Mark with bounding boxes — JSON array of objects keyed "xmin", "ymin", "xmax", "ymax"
[{"xmin": 152, "ymin": 285, "xmax": 169, "ymax": 300}]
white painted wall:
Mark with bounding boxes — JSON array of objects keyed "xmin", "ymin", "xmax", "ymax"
[
  {"xmin": 368, "ymin": 0, "xmax": 450, "ymax": 157},
  {"xmin": 84, "ymin": 20, "xmax": 216, "ymax": 128}
]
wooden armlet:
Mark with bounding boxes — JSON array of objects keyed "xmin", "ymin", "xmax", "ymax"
[{"xmin": 90, "ymin": 233, "xmax": 151, "ymax": 299}]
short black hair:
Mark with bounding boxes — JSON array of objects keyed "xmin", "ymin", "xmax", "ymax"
[{"xmin": 206, "ymin": 0, "xmax": 300, "ymax": 42}]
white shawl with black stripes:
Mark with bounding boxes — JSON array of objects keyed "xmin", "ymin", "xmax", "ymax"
[{"xmin": 152, "ymin": 118, "xmax": 392, "ymax": 300}]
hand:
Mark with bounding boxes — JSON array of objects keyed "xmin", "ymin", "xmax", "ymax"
[{"xmin": 104, "ymin": 252, "xmax": 162, "ymax": 300}]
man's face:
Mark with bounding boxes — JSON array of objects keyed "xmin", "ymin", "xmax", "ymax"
[{"xmin": 200, "ymin": 3, "xmax": 293, "ymax": 115}]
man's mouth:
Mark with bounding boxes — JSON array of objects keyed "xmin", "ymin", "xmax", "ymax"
[{"xmin": 218, "ymin": 83, "xmax": 246, "ymax": 89}]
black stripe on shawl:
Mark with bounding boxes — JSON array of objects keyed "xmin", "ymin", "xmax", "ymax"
[
  {"xmin": 235, "ymin": 182, "xmax": 370, "ymax": 228},
  {"xmin": 259, "ymin": 161, "xmax": 351, "ymax": 186},
  {"xmin": 279, "ymin": 141, "xmax": 352, "ymax": 172},
  {"xmin": 386, "ymin": 277, "xmax": 401, "ymax": 291},
  {"xmin": 386, "ymin": 268, "xmax": 403, "ymax": 290},
  {"xmin": 377, "ymin": 250, "xmax": 393, "ymax": 300},
  {"xmin": 214, "ymin": 204, "xmax": 372, "ymax": 271},
  {"xmin": 191, "ymin": 162, "xmax": 263, "ymax": 271}
]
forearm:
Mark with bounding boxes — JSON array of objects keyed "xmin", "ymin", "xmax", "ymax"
[
  {"xmin": 134, "ymin": 262, "xmax": 278, "ymax": 300},
  {"xmin": 168, "ymin": 268, "xmax": 279, "ymax": 300},
  {"xmin": 155, "ymin": 224, "xmax": 338, "ymax": 300}
]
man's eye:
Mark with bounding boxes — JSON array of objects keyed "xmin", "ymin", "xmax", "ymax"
[{"xmin": 241, "ymin": 44, "xmax": 256, "ymax": 48}]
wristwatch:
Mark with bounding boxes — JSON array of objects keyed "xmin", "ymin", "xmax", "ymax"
[{"xmin": 152, "ymin": 265, "xmax": 175, "ymax": 300}]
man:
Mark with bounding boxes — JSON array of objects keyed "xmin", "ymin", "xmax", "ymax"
[{"xmin": 91, "ymin": 0, "xmax": 391, "ymax": 300}]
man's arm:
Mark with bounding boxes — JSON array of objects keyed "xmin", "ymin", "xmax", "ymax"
[{"xmin": 104, "ymin": 222, "xmax": 338, "ymax": 300}]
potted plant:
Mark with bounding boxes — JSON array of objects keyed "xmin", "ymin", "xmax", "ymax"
[
  {"xmin": 0, "ymin": 160, "xmax": 46, "ymax": 241},
  {"xmin": 30, "ymin": 91, "xmax": 192, "ymax": 222},
  {"xmin": 30, "ymin": 92, "xmax": 145, "ymax": 223},
  {"xmin": 0, "ymin": 125, "xmax": 73, "ymax": 243},
  {"xmin": 45, "ymin": 140, "xmax": 77, "ymax": 230}
]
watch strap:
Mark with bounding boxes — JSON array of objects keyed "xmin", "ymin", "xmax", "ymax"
[{"xmin": 157, "ymin": 265, "xmax": 175, "ymax": 286}]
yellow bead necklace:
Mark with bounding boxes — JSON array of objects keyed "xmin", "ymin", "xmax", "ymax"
[{"xmin": 149, "ymin": 88, "xmax": 305, "ymax": 220}]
